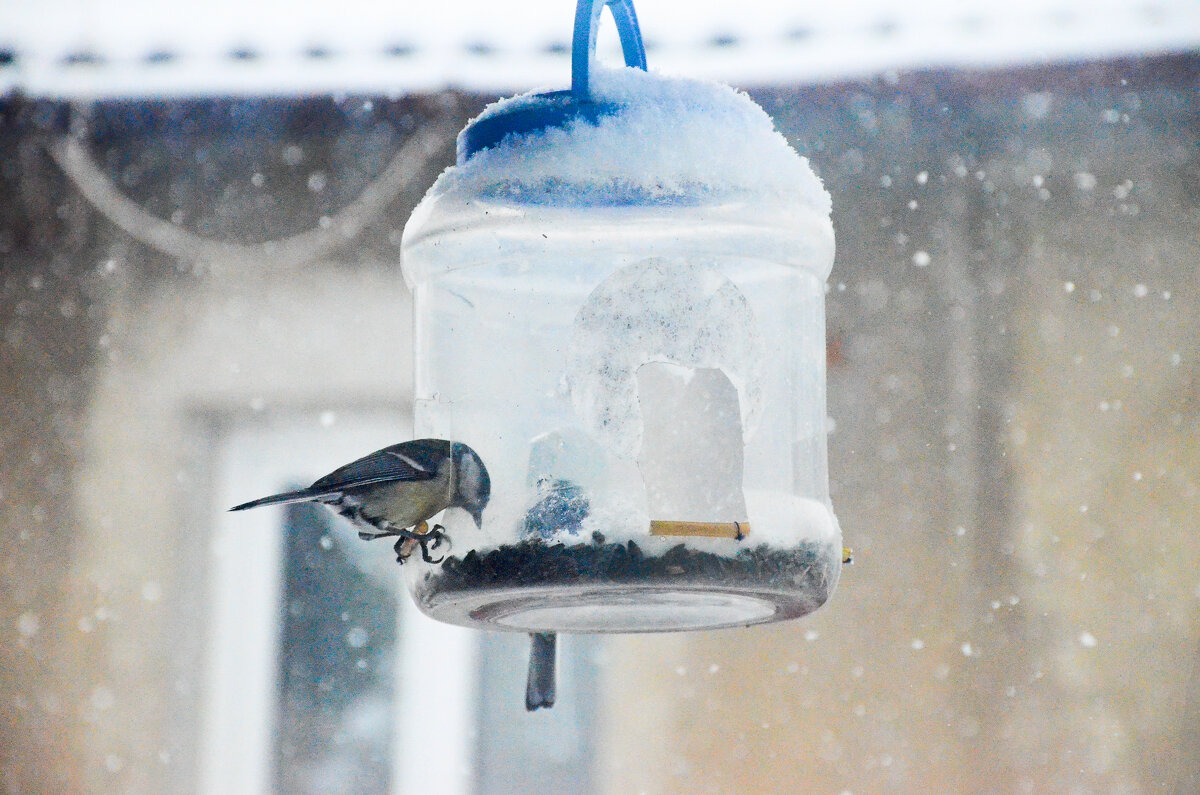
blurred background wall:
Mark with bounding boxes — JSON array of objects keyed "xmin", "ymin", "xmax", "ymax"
[{"xmin": 1, "ymin": 31, "xmax": 1198, "ymax": 795}]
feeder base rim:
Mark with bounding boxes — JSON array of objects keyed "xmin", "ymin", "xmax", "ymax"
[{"xmin": 413, "ymin": 581, "xmax": 830, "ymax": 634}]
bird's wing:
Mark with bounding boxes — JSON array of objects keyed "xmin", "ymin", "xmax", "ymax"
[{"xmin": 308, "ymin": 439, "xmax": 446, "ymax": 491}]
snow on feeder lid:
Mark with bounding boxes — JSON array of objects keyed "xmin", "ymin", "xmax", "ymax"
[{"xmin": 400, "ymin": 0, "xmax": 840, "ymax": 641}]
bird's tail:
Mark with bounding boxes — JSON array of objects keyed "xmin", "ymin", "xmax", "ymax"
[
  {"xmin": 228, "ymin": 488, "xmax": 323, "ymax": 512},
  {"xmin": 525, "ymin": 632, "xmax": 557, "ymax": 711}
]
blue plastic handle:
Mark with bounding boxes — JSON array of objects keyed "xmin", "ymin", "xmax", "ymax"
[
  {"xmin": 571, "ymin": 0, "xmax": 648, "ymax": 102},
  {"xmin": 456, "ymin": 0, "xmax": 649, "ymax": 160}
]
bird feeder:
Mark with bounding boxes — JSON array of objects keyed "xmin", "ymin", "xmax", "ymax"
[{"xmin": 400, "ymin": 0, "xmax": 839, "ymax": 633}]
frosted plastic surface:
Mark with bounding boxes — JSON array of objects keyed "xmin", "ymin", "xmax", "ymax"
[
  {"xmin": 567, "ymin": 258, "xmax": 765, "ymax": 460},
  {"xmin": 400, "ymin": 65, "xmax": 839, "ymax": 632}
]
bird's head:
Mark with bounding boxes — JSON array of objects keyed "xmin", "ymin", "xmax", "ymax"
[{"xmin": 451, "ymin": 442, "xmax": 491, "ymax": 527}]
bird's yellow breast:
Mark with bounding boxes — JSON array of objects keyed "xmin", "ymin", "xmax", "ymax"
[{"xmin": 356, "ymin": 475, "xmax": 453, "ymax": 530}]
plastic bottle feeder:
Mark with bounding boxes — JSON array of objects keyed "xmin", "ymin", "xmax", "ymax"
[{"xmin": 400, "ymin": 0, "xmax": 840, "ymax": 633}]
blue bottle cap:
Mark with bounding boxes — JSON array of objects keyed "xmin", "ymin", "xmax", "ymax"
[{"xmin": 456, "ymin": 0, "xmax": 648, "ymax": 164}]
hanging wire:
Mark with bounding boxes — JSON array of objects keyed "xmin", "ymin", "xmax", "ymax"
[{"xmin": 45, "ymin": 106, "xmax": 457, "ymax": 273}]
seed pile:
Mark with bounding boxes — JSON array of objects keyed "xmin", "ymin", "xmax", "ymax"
[{"xmin": 427, "ymin": 531, "xmax": 834, "ymax": 592}]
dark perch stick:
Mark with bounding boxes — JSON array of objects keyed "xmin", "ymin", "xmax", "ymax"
[{"xmin": 525, "ymin": 632, "xmax": 557, "ymax": 711}]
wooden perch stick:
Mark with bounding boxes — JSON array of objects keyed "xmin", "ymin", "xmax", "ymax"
[{"xmin": 649, "ymin": 520, "xmax": 749, "ymax": 540}]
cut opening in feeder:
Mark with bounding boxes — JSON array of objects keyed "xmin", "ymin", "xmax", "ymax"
[{"xmin": 637, "ymin": 363, "xmax": 750, "ymax": 539}]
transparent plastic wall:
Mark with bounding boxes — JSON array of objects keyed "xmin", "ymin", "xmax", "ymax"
[{"xmin": 401, "ymin": 68, "xmax": 840, "ymax": 633}]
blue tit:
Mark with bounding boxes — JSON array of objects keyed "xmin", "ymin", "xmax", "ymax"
[
  {"xmin": 525, "ymin": 632, "xmax": 557, "ymax": 711},
  {"xmin": 229, "ymin": 438, "xmax": 490, "ymax": 564}
]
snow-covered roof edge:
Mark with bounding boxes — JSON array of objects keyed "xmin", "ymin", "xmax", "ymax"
[{"xmin": 2, "ymin": 0, "xmax": 1198, "ymax": 99}]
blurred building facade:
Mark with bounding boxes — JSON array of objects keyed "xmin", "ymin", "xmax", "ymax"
[{"xmin": 1, "ymin": 53, "xmax": 1198, "ymax": 793}]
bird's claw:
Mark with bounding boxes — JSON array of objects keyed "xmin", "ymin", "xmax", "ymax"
[
  {"xmin": 421, "ymin": 525, "xmax": 447, "ymax": 563},
  {"xmin": 428, "ymin": 524, "xmax": 446, "ymax": 549},
  {"xmin": 390, "ymin": 524, "xmax": 448, "ymax": 565},
  {"xmin": 419, "ymin": 540, "xmax": 445, "ymax": 565}
]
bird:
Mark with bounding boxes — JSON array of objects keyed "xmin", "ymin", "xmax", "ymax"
[
  {"xmin": 229, "ymin": 438, "xmax": 490, "ymax": 564},
  {"xmin": 525, "ymin": 632, "xmax": 557, "ymax": 711}
]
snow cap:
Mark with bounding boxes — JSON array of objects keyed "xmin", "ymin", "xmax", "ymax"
[{"xmin": 440, "ymin": 65, "xmax": 830, "ymax": 211}]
